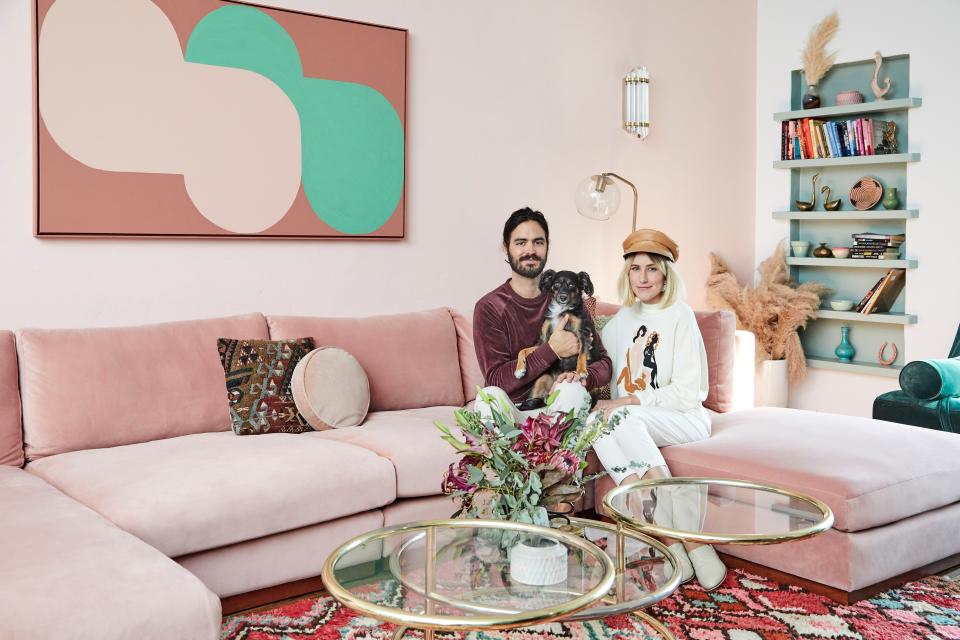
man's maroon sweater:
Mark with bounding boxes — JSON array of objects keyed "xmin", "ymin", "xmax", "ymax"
[{"xmin": 472, "ymin": 280, "xmax": 613, "ymax": 403}]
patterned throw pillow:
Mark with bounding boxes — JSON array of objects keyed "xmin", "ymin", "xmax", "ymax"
[{"xmin": 218, "ymin": 338, "xmax": 316, "ymax": 435}]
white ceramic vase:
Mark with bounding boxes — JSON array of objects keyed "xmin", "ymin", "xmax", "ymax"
[
  {"xmin": 509, "ymin": 538, "xmax": 568, "ymax": 586},
  {"xmin": 756, "ymin": 359, "xmax": 789, "ymax": 408}
]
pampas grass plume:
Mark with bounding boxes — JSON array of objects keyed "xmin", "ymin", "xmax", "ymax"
[
  {"xmin": 706, "ymin": 241, "xmax": 828, "ymax": 382},
  {"xmin": 801, "ymin": 12, "xmax": 840, "ymax": 86}
]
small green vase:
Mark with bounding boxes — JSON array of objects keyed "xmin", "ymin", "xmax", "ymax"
[
  {"xmin": 835, "ymin": 325, "xmax": 856, "ymax": 363},
  {"xmin": 882, "ymin": 187, "xmax": 900, "ymax": 210}
]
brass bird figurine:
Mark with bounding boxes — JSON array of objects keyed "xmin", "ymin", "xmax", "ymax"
[
  {"xmin": 821, "ymin": 185, "xmax": 841, "ymax": 210},
  {"xmin": 795, "ymin": 172, "xmax": 820, "ymax": 211}
]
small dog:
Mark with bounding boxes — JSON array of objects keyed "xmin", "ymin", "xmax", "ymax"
[{"xmin": 514, "ymin": 270, "xmax": 600, "ymax": 406}]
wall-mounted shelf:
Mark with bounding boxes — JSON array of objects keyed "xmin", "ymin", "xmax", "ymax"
[
  {"xmin": 807, "ymin": 356, "xmax": 901, "ymax": 378},
  {"xmin": 773, "ymin": 210, "xmax": 918, "ymax": 221},
  {"xmin": 787, "ymin": 257, "xmax": 917, "ymax": 268},
  {"xmin": 773, "ymin": 97, "xmax": 922, "ymax": 121},
  {"xmin": 815, "ymin": 310, "xmax": 917, "ymax": 324},
  {"xmin": 773, "ymin": 153, "xmax": 920, "ymax": 169}
]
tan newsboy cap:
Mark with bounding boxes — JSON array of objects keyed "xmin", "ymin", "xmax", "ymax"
[{"xmin": 622, "ymin": 228, "xmax": 680, "ymax": 261}]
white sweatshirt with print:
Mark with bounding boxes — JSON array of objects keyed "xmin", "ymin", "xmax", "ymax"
[{"xmin": 601, "ymin": 300, "xmax": 709, "ymax": 412}]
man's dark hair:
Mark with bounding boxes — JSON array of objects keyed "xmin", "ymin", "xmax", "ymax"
[{"xmin": 502, "ymin": 207, "xmax": 549, "ymax": 247}]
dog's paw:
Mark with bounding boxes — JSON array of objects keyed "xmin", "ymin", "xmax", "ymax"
[{"xmin": 514, "ymin": 368, "xmax": 526, "ymax": 379}]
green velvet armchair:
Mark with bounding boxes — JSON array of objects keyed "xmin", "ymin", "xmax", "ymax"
[{"xmin": 873, "ymin": 324, "xmax": 960, "ymax": 433}]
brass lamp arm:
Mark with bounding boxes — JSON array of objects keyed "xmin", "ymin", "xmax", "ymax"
[{"xmin": 599, "ymin": 172, "xmax": 638, "ymax": 232}]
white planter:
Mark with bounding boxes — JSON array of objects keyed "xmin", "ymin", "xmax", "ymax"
[
  {"xmin": 509, "ymin": 538, "xmax": 568, "ymax": 586},
  {"xmin": 756, "ymin": 359, "xmax": 789, "ymax": 407}
]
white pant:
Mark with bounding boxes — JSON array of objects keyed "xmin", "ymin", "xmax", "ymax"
[
  {"xmin": 473, "ymin": 383, "xmax": 593, "ymax": 422},
  {"xmin": 592, "ymin": 405, "xmax": 711, "ymax": 485}
]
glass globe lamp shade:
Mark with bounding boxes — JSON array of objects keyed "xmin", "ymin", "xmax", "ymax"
[{"xmin": 575, "ymin": 175, "xmax": 621, "ymax": 221}]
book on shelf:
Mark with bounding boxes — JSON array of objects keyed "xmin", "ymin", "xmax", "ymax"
[
  {"xmin": 861, "ymin": 269, "xmax": 906, "ymax": 314},
  {"xmin": 778, "ymin": 117, "xmax": 894, "ymax": 160}
]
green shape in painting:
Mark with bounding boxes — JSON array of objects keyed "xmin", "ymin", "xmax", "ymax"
[{"xmin": 185, "ymin": 6, "xmax": 404, "ymax": 235}]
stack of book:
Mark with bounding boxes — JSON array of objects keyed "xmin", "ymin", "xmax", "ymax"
[
  {"xmin": 854, "ymin": 268, "xmax": 907, "ymax": 314},
  {"xmin": 850, "ymin": 233, "xmax": 904, "ymax": 259},
  {"xmin": 780, "ymin": 118, "xmax": 891, "ymax": 160}
]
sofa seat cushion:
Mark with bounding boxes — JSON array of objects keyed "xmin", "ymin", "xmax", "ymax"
[
  {"xmin": 26, "ymin": 431, "xmax": 396, "ymax": 557},
  {"xmin": 313, "ymin": 406, "xmax": 461, "ymax": 498},
  {"xmin": 662, "ymin": 408, "xmax": 960, "ymax": 532},
  {"xmin": 0, "ymin": 466, "xmax": 221, "ymax": 639}
]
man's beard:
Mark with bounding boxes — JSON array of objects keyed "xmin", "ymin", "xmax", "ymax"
[{"xmin": 510, "ymin": 253, "xmax": 547, "ymax": 278}]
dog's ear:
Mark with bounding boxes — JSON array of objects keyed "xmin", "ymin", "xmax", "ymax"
[
  {"xmin": 578, "ymin": 271, "xmax": 594, "ymax": 296},
  {"xmin": 539, "ymin": 270, "xmax": 556, "ymax": 293}
]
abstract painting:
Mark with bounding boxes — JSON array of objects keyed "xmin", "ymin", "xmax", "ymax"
[{"xmin": 35, "ymin": 0, "xmax": 406, "ymax": 238}]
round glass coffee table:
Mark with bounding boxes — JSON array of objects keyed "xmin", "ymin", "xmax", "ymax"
[
  {"xmin": 602, "ymin": 477, "xmax": 834, "ymax": 545},
  {"xmin": 322, "ymin": 519, "xmax": 616, "ymax": 640}
]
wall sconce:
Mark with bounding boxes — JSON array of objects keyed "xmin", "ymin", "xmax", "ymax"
[
  {"xmin": 623, "ymin": 66, "xmax": 649, "ymax": 139},
  {"xmin": 574, "ymin": 173, "xmax": 639, "ymax": 232}
]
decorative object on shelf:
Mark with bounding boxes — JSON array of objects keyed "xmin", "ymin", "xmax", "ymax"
[
  {"xmin": 622, "ymin": 67, "xmax": 649, "ymax": 139},
  {"xmin": 436, "ymin": 390, "xmax": 616, "ymax": 531},
  {"xmin": 790, "ymin": 240, "xmax": 811, "ymax": 257},
  {"xmin": 830, "ymin": 299, "xmax": 855, "ymax": 311},
  {"xmin": 820, "ymin": 185, "xmax": 842, "ymax": 210},
  {"xmin": 871, "ymin": 51, "xmax": 892, "ymax": 100},
  {"xmin": 835, "ymin": 90, "xmax": 865, "ymax": 105},
  {"xmin": 874, "ymin": 121, "xmax": 900, "ymax": 154},
  {"xmin": 575, "ymin": 173, "xmax": 639, "ymax": 231},
  {"xmin": 812, "ymin": 242, "xmax": 833, "ymax": 258},
  {"xmin": 707, "ymin": 241, "xmax": 828, "ymax": 383},
  {"xmin": 795, "ymin": 172, "xmax": 820, "ymax": 211},
  {"xmin": 509, "ymin": 536, "xmax": 568, "ymax": 585},
  {"xmin": 831, "ymin": 247, "xmax": 850, "ymax": 259},
  {"xmin": 878, "ymin": 342, "xmax": 899, "ymax": 366},
  {"xmin": 800, "ymin": 12, "xmax": 839, "ymax": 109},
  {"xmin": 849, "ymin": 176, "xmax": 883, "ymax": 210},
  {"xmin": 882, "ymin": 187, "xmax": 901, "ymax": 210},
  {"xmin": 834, "ymin": 325, "xmax": 856, "ymax": 363}
]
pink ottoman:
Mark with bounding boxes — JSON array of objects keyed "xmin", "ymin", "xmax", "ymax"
[{"xmin": 591, "ymin": 407, "xmax": 960, "ymax": 602}]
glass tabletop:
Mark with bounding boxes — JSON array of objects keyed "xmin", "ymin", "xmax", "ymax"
[
  {"xmin": 603, "ymin": 477, "xmax": 835, "ymax": 545},
  {"xmin": 321, "ymin": 519, "xmax": 615, "ymax": 631}
]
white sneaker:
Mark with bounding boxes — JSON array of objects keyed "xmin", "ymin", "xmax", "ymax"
[{"xmin": 688, "ymin": 545, "xmax": 727, "ymax": 591}]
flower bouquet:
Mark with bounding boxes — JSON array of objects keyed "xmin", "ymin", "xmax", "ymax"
[{"xmin": 435, "ymin": 389, "xmax": 627, "ymax": 533}]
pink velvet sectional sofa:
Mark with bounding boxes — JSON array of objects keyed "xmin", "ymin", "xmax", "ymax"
[{"xmin": 2, "ymin": 307, "xmax": 960, "ymax": 638}]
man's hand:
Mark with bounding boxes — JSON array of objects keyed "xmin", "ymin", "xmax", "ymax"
[
  {"xmin": 548, "ymin": 315, "xmax": 580, "ymax": 358},
  {"xmin": 594, "ymin": 397, "xmax": 637, "ymax": 420},
  {"xmin": 553, "ymin": 371, "xmax": 588, "ymax": 389}
]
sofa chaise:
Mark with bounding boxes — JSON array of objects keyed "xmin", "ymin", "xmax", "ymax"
[{"xmin": 2, "ymin": 306, "xmax": 960, "ymax": 639}]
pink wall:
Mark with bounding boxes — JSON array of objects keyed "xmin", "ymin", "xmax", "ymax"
[{"xmin": 0, "ymin": 1, "xmax": 756, "ymax": 329}]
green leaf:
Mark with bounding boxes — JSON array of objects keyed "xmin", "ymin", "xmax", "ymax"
[
  {"xmin": 440, "ymin": 435, "xmax": 473, "ymax": 452},
  {"xmin": 467, "ymin": 465, "xmax": 485, "ymax": 483}
]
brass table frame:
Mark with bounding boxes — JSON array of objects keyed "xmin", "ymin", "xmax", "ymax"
[
  {"xmin": 603, "ymin": 477, "xmax": 835, "ymax": 545},
  {"xmin": 322, "ymin": 518, "xmax": 617, "ymax": 640},
  {"xmin": 385, "ymin": 516, "xmax": 681, "ymax": 638}
]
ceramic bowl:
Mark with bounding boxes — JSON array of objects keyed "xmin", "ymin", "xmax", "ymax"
[
  {"xmin": 831, "ymin": 247, "xmax": 850, "ymax": 258},
  {"xmin": 830, "ymin": 300, "xmax": 855, "ymax": 311},
  {"xmin": 835, "ymin": 90, "xmax": 865, "ymax": 105},
  {"xmin": 790, "ymin": 241, "xmax": 811, "ymax": 257}
]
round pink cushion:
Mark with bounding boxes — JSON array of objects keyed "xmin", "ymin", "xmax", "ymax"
[{"xmin": 291, "ymin": 347, "xmax": 369, "ymax": 430}]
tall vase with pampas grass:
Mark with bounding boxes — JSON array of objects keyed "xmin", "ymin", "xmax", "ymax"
[
  {"xmin": 801, "ymin": 12, "xmax": 839, "ymax": 109},
  {"xmin": 706, "ymin": 241, "xmax": 828, "ymax": 406}
]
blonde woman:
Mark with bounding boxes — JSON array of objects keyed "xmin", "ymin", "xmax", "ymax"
[{"xmin": 591, "ymin": 228, "xmax": 726, "ymax": 590}]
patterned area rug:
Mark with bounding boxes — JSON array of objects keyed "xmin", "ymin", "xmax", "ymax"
[{"xmin": 221, "ymin": 569, "xmax": 960, "ymax": 640}]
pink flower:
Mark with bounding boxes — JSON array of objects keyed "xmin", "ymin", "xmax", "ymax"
[
  {"xmin": 441, "ymin": 455, "xmax": 481, "ymax": 494},
  {"xmin": 548, "ymin": 449, "xmax": 581, "ymax": 476},
  {"xmin": 512, "ymin": 413, "xmax": 569, "ymax": 460}
]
